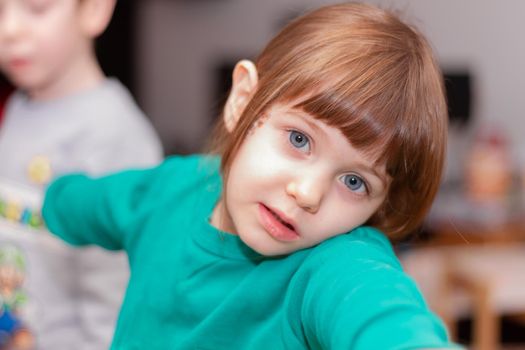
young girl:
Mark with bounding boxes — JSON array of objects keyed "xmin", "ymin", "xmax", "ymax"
[{"xmin": 43, "ymin": 3, "xmax": 459, "ymax": 349}]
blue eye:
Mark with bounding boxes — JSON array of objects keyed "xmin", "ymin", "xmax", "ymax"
[
  {"xmin": 342, "ymin": 174, "xmax": 367, "ymax": 193},
  {"xmin": 289, "ymin": 130, "xmax": 310, "ymax": 151}
]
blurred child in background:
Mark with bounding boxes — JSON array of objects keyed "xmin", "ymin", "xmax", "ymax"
[
  {"xmin": 43, "ymin": 3, "xmax": 459, "ymax": 349},
  {"xmin": 0, "ymin": 0, "xmax": 162, "ymax": 348}
]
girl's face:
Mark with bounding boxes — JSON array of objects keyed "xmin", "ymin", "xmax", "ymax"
[
  {"xmin": 212, "ymin": 103, "xmax": 389, "ymax": 256},
  {"xmin": 0, "ymin": 0, "xmax": 88, "ymax": 97}
]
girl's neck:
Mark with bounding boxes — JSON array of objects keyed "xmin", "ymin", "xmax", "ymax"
[{"xmin": 210, "ymin": 199, "xmax": 237, "ymax": 235}]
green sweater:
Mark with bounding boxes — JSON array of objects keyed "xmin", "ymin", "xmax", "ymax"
[{"xmin": 43, "ymin": 155, "xmax": 457, "ymax": 349}]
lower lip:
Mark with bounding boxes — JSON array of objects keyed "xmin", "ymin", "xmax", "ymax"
[
  {"xmin": 9, "ymin": 59, "xmax": 30, "ymax": 70},
  {"xmin": 258, "ymin": 204, "xmax": 300, "ymax": 242}
]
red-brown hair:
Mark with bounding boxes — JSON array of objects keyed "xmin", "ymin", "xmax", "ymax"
[{"xmin": 210, "ymin": 2, "xmax": 448, "ymax": 240}]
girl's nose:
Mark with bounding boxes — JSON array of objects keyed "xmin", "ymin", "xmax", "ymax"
[{"xmin": 285, "ymin": 174, "xmax": 327, "ymax": 214}]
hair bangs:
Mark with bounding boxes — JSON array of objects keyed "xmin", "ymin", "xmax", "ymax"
[{"xmin": 288, "ymin": 74, "xmax": 406, "ymax": 170}]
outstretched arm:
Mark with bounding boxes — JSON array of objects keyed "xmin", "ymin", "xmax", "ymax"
[{"xmin": 42, "ymin": 164, "xmax": 164, "ymax": 251}]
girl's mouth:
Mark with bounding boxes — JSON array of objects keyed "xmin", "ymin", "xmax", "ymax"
[
  {"xmin": 258, "ymin": 204, "xmax": 300, "ymax": 242},
  {"xmin": 8, "ymin": 58, "xmax": 30, "ymax": 70}
]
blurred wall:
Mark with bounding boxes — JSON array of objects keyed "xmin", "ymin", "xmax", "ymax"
[{"xmin": 135, "ymin": 0, "xmax": 525, "ymax": 173}]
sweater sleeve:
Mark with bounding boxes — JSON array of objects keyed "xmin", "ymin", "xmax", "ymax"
[
  {"xmin": 298, "ymin": 228, "xmax": 461, "ymax": 349},
  {"xmin": 42, "ymin": 163, "xmax": 167, "ymax": 251}
]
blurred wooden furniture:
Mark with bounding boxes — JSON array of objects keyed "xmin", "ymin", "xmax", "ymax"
[
  {"xmin": 403, "ymin": 220, "xmax": 525, "ymax": 350},
  {"xmin": 444, "ymin": 244, "xmax": 525, "ymax": 350},
  {"xmin": 426, "ymin": 220, "xmax": 525, "ymax": 246}
]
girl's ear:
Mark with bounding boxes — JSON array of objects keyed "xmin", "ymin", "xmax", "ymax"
[
  {"xmin": 79, "ymin": 0, "xmax": 118, "ymax": 38},
  {"xmin": 223, "ymin": 60, "xmax": 258, "ymax": 132}
]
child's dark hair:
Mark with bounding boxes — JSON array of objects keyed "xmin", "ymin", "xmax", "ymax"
[{"xmin": 211, "ymin": 2, "xmax": 448, "ymax": 240}]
